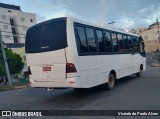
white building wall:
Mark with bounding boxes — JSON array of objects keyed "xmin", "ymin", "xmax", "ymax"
[
  {"xmin": 13, "ymin": 11, "xmax": 37, "ymax": 43},
  {"xmin": 0, "ymin": 8, "xmax": 14, "ymax": 43},
  {"xmin": 0, "ymin": 6, "xmax": 37, "ymax": 44}
]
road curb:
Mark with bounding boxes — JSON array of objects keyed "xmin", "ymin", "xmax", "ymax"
[{"xmin": 0, "ymin": 84, "xmax": 30, "ymax": 91}]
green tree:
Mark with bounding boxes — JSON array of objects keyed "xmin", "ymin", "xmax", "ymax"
[{"xmin": 0, "ymin": 47, "xmax": 24, "ymax": 77}]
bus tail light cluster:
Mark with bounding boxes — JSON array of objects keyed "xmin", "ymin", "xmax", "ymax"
[{"xmin": 66, "ymin": 63, "xmax": 77, "ymax": 73}]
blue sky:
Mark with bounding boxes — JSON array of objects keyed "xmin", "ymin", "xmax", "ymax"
[{"xmin": 0, "ymin": 0, "xmax": 160, "ymax": 30}]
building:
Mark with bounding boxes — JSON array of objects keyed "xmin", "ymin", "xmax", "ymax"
[
  {"xmin": 129, "ymin": 28, "xmax": 147, "ymax": 35},
  {"xmin": 0, "ymin": 3, "xmax": 36, "ymax": 45},
  {"xmin": 129, "ymin": 22, "xmax": 160, "ymax": 53}
]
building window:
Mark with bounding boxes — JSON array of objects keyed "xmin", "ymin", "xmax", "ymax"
[
  {"xmin": 21, "ymin": 18, "xmax": 25, "ymax": 22},
  {"xmin": 13, "ymin": 36, "xmax": 18, "ymax": 43},
  {"xmin": 23, "ymin": 55, "xmax": 26, "ymax": 60},
  {"xmin": 5, "ymin": 35, "xmax": 10, "ymax": 38},
  {"xmin": 23, "ymin": 27, "xmax": 27, "ymax": 31},
  {"xmin": 30, "ymin": 19, "xmax": 34, "ymax": 22},
  {"xmin": 10, "ymin": 18, "xmax": 15, "ymax": 26},
  {"xmin": 3, "ymin": 25, "xmax": 8, "ymax": 29},
  {"xmin": 12, "ymin": 28, "xmax": 16, "ymax": 34},
  {"xmin": 1, "ymin": 15, "xmax": 6, "ymax": 20}
]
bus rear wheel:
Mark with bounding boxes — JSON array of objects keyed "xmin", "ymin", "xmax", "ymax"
[
  {"xmin": 106, "ymin": 73, "xmax": 116, "ymax": 90},
  {"xmin": 102, "ymin": 73, "xmax": 116, "ymax": 90}
]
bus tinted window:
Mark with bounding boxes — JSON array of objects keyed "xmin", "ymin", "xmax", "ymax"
[
  {"xmin": 128, "ymin": 36, "xmax": 133, "ymax": 51},
  {"xmin": 123, "ymin": 35, "xmax": 129, "ymax": 52},
  {"xmin": 111, "ymin": 33, "xmax": 119, "ymax": 52},
  {"xmin": 133, "ymin": 37, "xmax": 139, "ymax": 51},
  {"xmin": 96, "ymin": 30, "xmax": 106, "ymax": 52},
  {"xmin": 85, "ymin": 28, "xmax": 97, "ymax": 52},
  {"xmin": 103, "ymin": 31, "xmax": 113, "ymax": 52},
  {"xmin": 117, "ymin": 34, "xmax": 124, "ymax": 52},
  {"xmin": 76, "ymin": 26, "xmax": 89, "ymax": 53},
  {"xmin": 25, "ymin": 18, "xmax": 67, "ymax": 53}
]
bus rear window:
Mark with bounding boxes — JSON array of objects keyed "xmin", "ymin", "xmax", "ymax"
[{"xmin": 25, "ymin": 18, "xmax": 67, "ymax": 53}]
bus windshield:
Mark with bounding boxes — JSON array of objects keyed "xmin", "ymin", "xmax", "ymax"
[{"xmin": 25, "ymin": 18, "xmax": 67, "ymax": 53}]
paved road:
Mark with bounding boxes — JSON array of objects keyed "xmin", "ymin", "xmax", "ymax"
[{"xmin": 0, "ymin": 66, "xmax": 160, "ymax": 119}]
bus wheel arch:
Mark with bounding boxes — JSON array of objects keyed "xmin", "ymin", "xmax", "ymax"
[
  {"xmin": 136, "ymin": 64, "xmax": 143, "ymax": 77},
  {"xmin": 110, "ymin": 70, "xmax": 117, "ymax": 80}
]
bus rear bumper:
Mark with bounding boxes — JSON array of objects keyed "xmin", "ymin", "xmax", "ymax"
[{"xmin": 29, "ymin": 77, "xmax": 79, "ymax": 88}]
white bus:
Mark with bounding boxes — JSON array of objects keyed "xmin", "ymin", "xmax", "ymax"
[{"xmin": 25, "ymin": 17, "xmax": 146, "ymax": 90}]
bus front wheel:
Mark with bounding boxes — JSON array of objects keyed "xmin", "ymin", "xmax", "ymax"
[{"xmin": 136, "ymin": 65, "xmax": 143, "ymax": 77}]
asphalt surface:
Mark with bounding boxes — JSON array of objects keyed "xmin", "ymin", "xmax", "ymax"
[{"xmin": 0, "ymin": 66, "xmax": 160, "ymax": 119}]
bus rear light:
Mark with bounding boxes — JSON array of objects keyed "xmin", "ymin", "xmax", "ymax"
[{"xmin": 66, "ymin": 63, "xmax": 77, "ymax": 73}]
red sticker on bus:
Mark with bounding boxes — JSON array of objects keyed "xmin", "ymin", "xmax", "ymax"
[{"xmin": 43, "ymin": 67, "xmax": 51, "ymax": 71}]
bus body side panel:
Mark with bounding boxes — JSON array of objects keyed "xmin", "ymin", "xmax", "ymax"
[{"xmin": 76, "ymin": 54, "xmax": 143, "ymax": 88}]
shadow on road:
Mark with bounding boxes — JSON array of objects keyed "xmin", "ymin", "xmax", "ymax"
[{"xmin": 41, "ymin": 75, "xmax": 138, "ymax": 109}]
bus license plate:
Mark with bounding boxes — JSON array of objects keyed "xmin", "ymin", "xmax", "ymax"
[{"xmin": 43, "ymin": 67, "xmax": 51, "ymax": 71}]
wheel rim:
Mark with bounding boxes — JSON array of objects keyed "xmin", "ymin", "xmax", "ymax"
[{"xmin": 108, "ymin": 74, "xmax": 115, "ymax": 88}]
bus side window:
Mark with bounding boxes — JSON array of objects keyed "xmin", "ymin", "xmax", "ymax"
[
  {"xmin": 85, "ymin": 27, "xmax": 97, "ymax": 52},
  {"xmin": 123, "ymin": 35, "xmax": 128, "ymax": 52},
  {"xmin": 128, "ymin": 35, "xmax": 133, "ymax": 52},
  {"xmin": 103, "ymin": 31, "xmax": 113, "ymax": 52},
  {"xmin": 76, "ymin": 26, "xmax": 89, "ymax": 53},
  {"xmin": 132, "ymin": 37, "xmax": 139, "ymax": 52},
  {"xmin": 139, "ymin": 37, "xmax": 145, "ymax": 53},
  {"xmin": 96, "ymin": 30, "xmax": 106, "ymax": 52},
  {"xmin": 117, "ymin": 33, "xmax": 125, "ymax": 52},
  {"xmin": 111, "ymin": 33, "xmax": 119, "ymax": 53}
]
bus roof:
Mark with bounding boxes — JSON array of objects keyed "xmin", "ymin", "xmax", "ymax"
[{"xmin": 31, "ymin": 17, "xmax": 139, "ymax": 37}]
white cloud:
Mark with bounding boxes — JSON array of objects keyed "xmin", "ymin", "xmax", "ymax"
[
  {"xmin": 36, "ymin": 14, "xmax": 47, "ymax": 23},
  {"xmin": 115, "ymin": 16, "xmax": 135, "ymax": 31},
  {"xmin": 140, "ymin": 6, "xmax": 160, "ymax": 26}
]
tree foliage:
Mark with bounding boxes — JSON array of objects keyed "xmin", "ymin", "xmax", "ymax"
[{"xmin": 0, "ymin": 47, "xmax": 24, "ymax": 77}]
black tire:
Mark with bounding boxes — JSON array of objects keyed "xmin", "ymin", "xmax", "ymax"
[{"xmin": 107, "ymin": 73, "xmax": 116, "ymax": 90}]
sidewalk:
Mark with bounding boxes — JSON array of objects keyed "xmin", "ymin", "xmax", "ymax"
[
  {"xmin": 0, "ymin": 83, "xmax": 30, "ymax": 91},
  {"xmin": 149, "ymin": 52, "xmax": 160, "ymax": 67}
]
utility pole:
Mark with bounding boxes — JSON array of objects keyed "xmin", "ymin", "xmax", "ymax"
[{"xmin": 0, "ymin": 30, "xmax": 12, "ymax": 86}]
